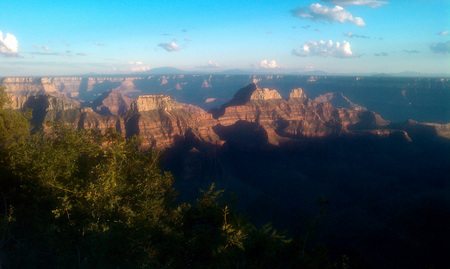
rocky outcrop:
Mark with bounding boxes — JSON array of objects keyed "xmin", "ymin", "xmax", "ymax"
[
  {"xmin": 130, "ymin": 95, "xmax": 182, "ymax": 112},
  {"xmin": 124, "ymin": 95, "xmax": 221, "ymax": 149},
  {"xmin": 213, "ymin": 84, "xmax": 388, "ymax": 146},
  {"xmin": 249, "ymin": 87, "xmax": 282, "ymax": 101},
  {"xmin": 6, "ymin": 80, "xmax": 444, "ymax": 150},
  {"xmin": 423, "ymin": 122, "xmax": 450, "ymax": 139},
  {"xmin": 314, "ymin": 92, "xmax": 367, "ymax": 111},
  {"xmin": 91, "ymin": 90, "xmax": 133, "ymax": 116},
  {"xmin": 289, "ymin": 88, "xmax": 307, "ymax": 100}
]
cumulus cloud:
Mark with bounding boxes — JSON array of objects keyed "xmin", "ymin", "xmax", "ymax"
[
  {"xmin": 430, "ymin": 41, "xmax": 450, "ymax": 54},
  {"xmin": 322, "ymin": 0, "xmax": 389, "ymax": 8},
  {"xmin": 127, "ymin": 61, "xmax": 151, "ymax": 72},
  {"xmin": 291, "ymin": 4, "xmax": 366, "ymax": 27},
  {"xmin": 197, "ymin": 60, "xmax": 221, "ymax": 68},
  {"xmin": 0, "ymin": 31, "xmax": 18, "ymax": 56},
  {"xmin": 292, "ymin": 40, "xmax": 354, "ymax": 58},
  {"xmin": 253, "ymin": 60, "xmax": 283, "ymax": 69},
  {"xmin": 437, "ymin": 31, "xmax": 449, "ymax": 36},
  {"xmin": 159, "ymin": 41, "xmax": 180, "ymax": 52},
  {"xmin": 344, "ymin": 32, "xmax": 370, "ymax": 38}
]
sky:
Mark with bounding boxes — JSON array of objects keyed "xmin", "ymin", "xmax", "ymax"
[{"xmin": 0, "ymin": 0, "xmax": 449, "ymax": 76}]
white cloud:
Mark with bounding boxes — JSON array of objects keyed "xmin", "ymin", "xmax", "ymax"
[
  {"xmin": 322, "ymin": 0, "xmax": 389, "ymax": 8},
  {"xmin": 292, "ymin": 40, "xmax": 354, "ymax": 58},
  {"xmin": 253, "ymin": 60, "xmax": 283, "ymax": 69},
  {"xmin": 430, "ymin": 41, "xmax": 450, "ymax": 54},
  {"xmin": 158, "ymin": 41, "xmax": 180, "ymax": 52},
  {"xmin": 437, "ymin": 31, "xmax": 449, "ymax": 36},
  {"xmin": 197, "ymin": 60, "xmax": 221, "ymax": 68},
  {"xmin": 291, "ymin": 4, "xmax": 366, "ymax": 27},
  {"xmin": 127, "ymin": 61, "xmax": 151, "ymax": 72},
  {"xmin": 0, "ymin": 31, "xmax": 18, "ymax": 56}
]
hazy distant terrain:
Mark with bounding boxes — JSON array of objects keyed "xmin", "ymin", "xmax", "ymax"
[{"xmin": 2, "ymin": 75, "xmax": 449, "ymax": 123}]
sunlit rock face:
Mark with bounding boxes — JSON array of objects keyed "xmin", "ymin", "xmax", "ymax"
[
  {"xmin": 214, "ymin": 84, "xmax": 391, "ymax": 146},
  {"xmin": 289, "ymin": 88, "xmax": 307, "ymax": 100},
  {"xmin": 124, "ymin": 95, "xmax": 221, "ymax": 149},
  {"xmin": 92, "ymin": 90, "xmax": 133, "ymax": 116},
  {"xmin": 130, "ymin": 95, "xmax": 182, "ymax": 112},
  {"xmin": 249, "ymin": 87, "xmax": 282, "ymax": 101},
  {"xmin": 6, "ymin": 79, "xmax": 445, "ymax": 150},
  {"xmin": 314, "ymin": 92, "xmax": 367, "ymax": 111}
]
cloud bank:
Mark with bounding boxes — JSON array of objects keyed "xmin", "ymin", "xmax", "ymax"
[
  {"xmin": 291, "ymin": 4, "xmax": 366, "ymax": 27},
  {"xmin": 253, "ymin": 60, "xmax": 283, "ymax": 69},
  {"xmin": 127, "ymin": 61, "xmax": 151, "ymax": 72},
  {"xmin": 197, "ymin": 60, "xmax": 221, "ymax": 68},
  {"xmin": 158, "ymin": 42, "xmax": 180, "ymax": 52},
  {"xmin": 292, "ymin": 40, "xmax": 354, "ymax": 57},
  {"xmin": 430, "ymin": 41, "xmax": 450, "ymax": 54},
  {"xmin": 0, "ymin": 31, "xmax": 18, "ymax": 56},
  {"xmin": 322, "ymin": 0, "xmax": 389, "ymax": 8}
]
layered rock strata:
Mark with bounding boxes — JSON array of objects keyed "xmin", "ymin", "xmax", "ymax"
[
  {"xmin": 124, "ymin": 95, "xmax": 221, "ymax": 149},
  {"xmin": 215, "ymin": 84, "xmax": 388, "ymax": 145},
  {"xmin": 6, "ymin": 82, "xmax": 447, "ymax": 150}
]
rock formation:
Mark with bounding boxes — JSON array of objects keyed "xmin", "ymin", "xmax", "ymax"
[
  {"xmin": 3, "ymin": 79, "xmax": 447, "ymax": 150},
  {"xmin": 214, "ymin": 83, "xmax": 388, "ymax": 146},
  {"xmin": 91, "ymin": 90, "xmax": 133, "ymax": 116},
  {"xmin": 124, "ymin": 95, "xmax": 221, "ymax": 149},
  {"xmin": 314, "ymin": 92, "xmax": 366, "ymax": 111}
]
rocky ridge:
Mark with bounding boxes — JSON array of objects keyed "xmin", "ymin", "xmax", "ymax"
[{"xmin": 3, "ymin": 82, "xmax": 447, "ymax": 149}]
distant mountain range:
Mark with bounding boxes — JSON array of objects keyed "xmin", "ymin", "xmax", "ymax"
[{"xmin": 125, "ymin": 67, "xmax": 450, "ymax": 78}]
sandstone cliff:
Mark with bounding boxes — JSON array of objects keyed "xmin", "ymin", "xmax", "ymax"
[
  {"xmin": 91, "ymin": 90, "xmax": 133, "ymax": 116},
  {"xmin": 214, "ymin": 84, "xmax": 389, "ymax": 146},
  {"xmin": 123, "ymin": 95, "xmax": 221, "ymax": 149},
  {"xmin": 5, "ymin": 80, "xmax": 446, "ymax": 150}
]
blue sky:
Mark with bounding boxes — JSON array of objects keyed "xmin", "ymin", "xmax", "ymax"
[{"xmin": 0, "ymin": 0, "xmax": 449, "ymax": 76}]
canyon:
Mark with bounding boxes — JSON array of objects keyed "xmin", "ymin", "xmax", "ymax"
[
  {"xmin": 2, "ymin": 74, "xmax": 449, "ymax": 123},
  {"xmin": 4, "ymin": 78, "xmax": 446, "ymax": 149},
  {"xmin": 2, "ymin": 76, "xmax": 450, "ymax": 268}
]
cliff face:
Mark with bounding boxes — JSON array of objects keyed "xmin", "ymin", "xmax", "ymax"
[
  {"xmin": 124, "ymin": 95, "xmax": 220, "ymax": 149},
  {"xmin": 215, "ymin": 84, "xmax": 388, "ymax": 146},
  {"xmin": 6, "ymin": 81, "xmax": 447, "ymax": 150},
  {"xmin": 91, "ymin": 90, "xmax": 133, "ymax": 116}
]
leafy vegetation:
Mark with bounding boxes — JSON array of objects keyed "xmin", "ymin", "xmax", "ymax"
[{"xmin": 0, "ymin": 85, "xmax": 350, "ymax": 268}]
